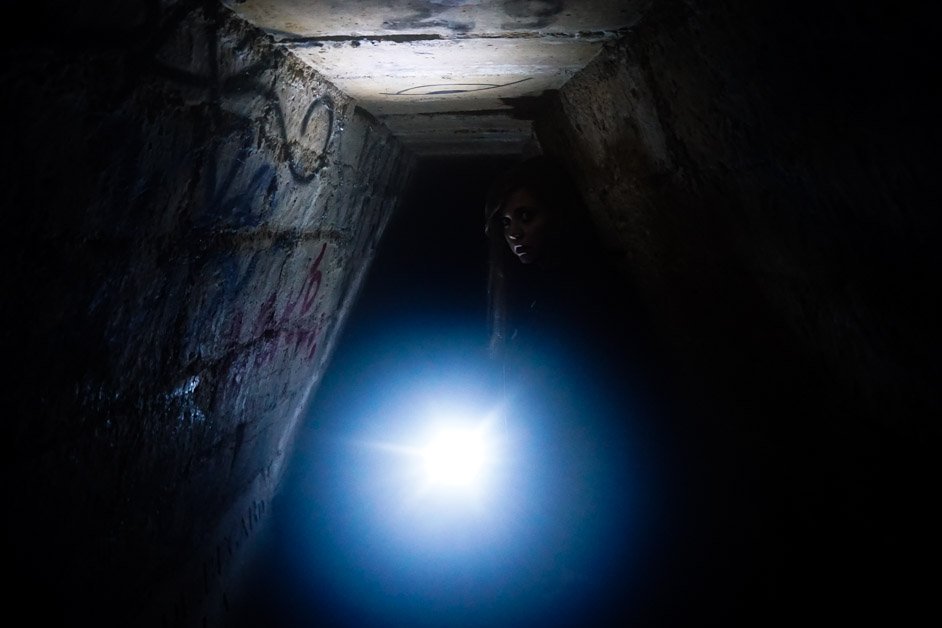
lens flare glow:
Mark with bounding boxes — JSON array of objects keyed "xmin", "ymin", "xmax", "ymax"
[
  {"xmin": 423, "ymin": 426, "xmax": 489, "ymax": 487},
  {"xmin": 355, "ymin": 395, "xmax": 507, "ymax": 507}
]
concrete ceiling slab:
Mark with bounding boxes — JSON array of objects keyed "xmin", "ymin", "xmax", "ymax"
[
  {"xmin": 289, "ymin": 37, "xmax": 601, "ymax": 114},
  {"xmin": 224, "ymin": 1, "xmax": 649, "ymax": 155},
  {"xmin": 380, "ymin": 111, "xmax": 536, "ymax": 155}
]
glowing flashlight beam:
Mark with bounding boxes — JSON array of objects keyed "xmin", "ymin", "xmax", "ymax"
[
  {"xmin": 355, "ymin": 403, "xmax": 506, "ymax": 505},
  {"xmin": 423, "ymin": 427, "xmax": 489, "ymax": 487}
]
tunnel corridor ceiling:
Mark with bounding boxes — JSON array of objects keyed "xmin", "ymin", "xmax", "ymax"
[{"xmin": 224, "ymin": 0, "xmax": 647, "ymax": 155}]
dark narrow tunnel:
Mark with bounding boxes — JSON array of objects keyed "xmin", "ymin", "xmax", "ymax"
[
  {"xmin": 226, "ymin": 156, "xmax": 935, "ymax": 628},
  {"xmin": 225, "ymin": 157, "xmax": 775, "ymax": 627},
  {"xmin": 229, "ymin": 158, "xmax": 510, "ymax": 627},
  {"xmin": 3, "ymin": 1, "xmax": 939, "ymax": 626}
]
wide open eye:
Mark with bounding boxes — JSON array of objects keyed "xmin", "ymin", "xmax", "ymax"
[{"xmin": 501, "ymin": 216, "xmax": 511, "ymax": 230}]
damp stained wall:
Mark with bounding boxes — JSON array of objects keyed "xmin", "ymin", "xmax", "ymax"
[
  {"xmin": 534, "ymin": 0, "xmax": 939, "ymax": 618},
  {"xmin": 3, "ymin": 0, "xmax": 938, "ymax": 625},
  {"xmin": 3, "ymin": 2, "xmax": 413, "ymax": 626}
]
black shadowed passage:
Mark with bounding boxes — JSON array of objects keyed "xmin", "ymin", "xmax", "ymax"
[
  {"xmin": 227, "ymin": 157, "xmax": 769, "ymax": 627},
  {"xmin": 229, "ymin": 157, "xmax": 514, "ymax": 626}
]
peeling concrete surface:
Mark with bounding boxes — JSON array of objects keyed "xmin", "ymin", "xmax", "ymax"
[
  {"xmin": 225, "ymin": 0, "xmax": 646, "ymax": 37},
  {"xmin": 224, "ymin": 0, "xmax": 650, "ymax": 153},
  {"xmin": 534, "ymin": 0, "xmax": 939, "ymax": 621},
  {"xmin": 4, "ymin": 1, "xmax": 937, "ymax": 625},
  {"xmin": 4, "ymin": 2, "xmax": 413, "ymax": 626}
]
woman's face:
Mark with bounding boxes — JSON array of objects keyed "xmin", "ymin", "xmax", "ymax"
[{"xmin": 500, "ymin": 187, "xmax": 553, "ymax": 265}]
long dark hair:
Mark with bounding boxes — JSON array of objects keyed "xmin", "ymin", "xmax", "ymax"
[{"xmin": 483, "ymin": 155, "xmax": 595, "ymax": 357}]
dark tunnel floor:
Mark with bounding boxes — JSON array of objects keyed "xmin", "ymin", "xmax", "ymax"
[{"xmin": 226, "ymin": 158, "xmax": 925, "ymax": 628}]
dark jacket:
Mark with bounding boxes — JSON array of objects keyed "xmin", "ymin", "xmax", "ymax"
[{"xmin": 492, "ymin": 251, "xmax": 701, "ymax": 625}]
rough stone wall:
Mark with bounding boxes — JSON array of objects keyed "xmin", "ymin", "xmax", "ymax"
[
  {"xmin": 536, "ymin": 0, "xmax": 938, "ymax": 620},
  {"xmin": 2, "ymin": 2, "xmax": 412, "ymax": 626}
]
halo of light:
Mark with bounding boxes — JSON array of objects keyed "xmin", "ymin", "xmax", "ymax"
[{"xmin": 423, "ymin": 425, "xmax": 490, "ymax": 488}]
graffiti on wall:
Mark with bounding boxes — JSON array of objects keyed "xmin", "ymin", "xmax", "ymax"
[
  {"xmin": 246, "ymin": 241, "xmax": 328, "ymax": 366},
  {"xmin": 126, "ymin": 0, "xmax": 340, "ymax": 362},
  {"xmin": 138, "ymin": 1, "xmax": 336, "ymax": 224}
]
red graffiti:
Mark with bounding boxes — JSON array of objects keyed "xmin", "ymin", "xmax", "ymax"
[
  {"xmin": 224, "ymin": 242, "xmax": 328, "ymax": 367},
  {"xmin": 299, "ymin": 243, "xmax": 326, "ymax": 317},
  {"xmin": 252, "ymin": 292, "xmax": 278, "ymax": 339}
]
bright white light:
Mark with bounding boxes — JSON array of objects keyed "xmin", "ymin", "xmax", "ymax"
[
  {"xmin": 423, "ymin": 427, "xmax": 489, "ymax": 487},
  {"xmin": 356, "ymin": 394, "xmax": 507, "ymax": 504}
]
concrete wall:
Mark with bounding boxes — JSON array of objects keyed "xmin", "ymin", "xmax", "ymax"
[
  {"xmin": 3, "ymin": 1, "xmax": 413, "ymax": 625},
  {"xmin": 536, "ymin": 0, "xmax": 938, "ymax": 619}
]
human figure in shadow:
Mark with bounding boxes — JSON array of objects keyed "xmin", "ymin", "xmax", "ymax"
[{"xmin": 481, "ymin": 155, "xmax": 748, "ymax": 626}]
